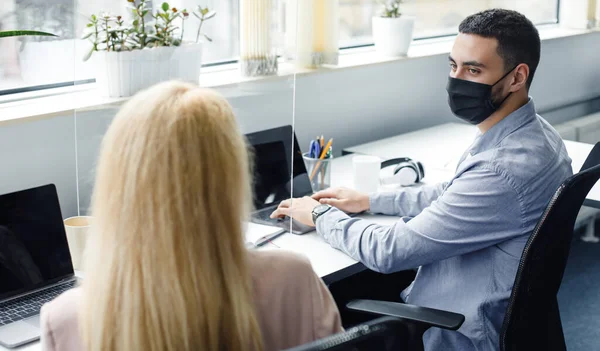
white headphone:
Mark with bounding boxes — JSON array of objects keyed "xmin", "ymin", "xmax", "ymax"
[{"xmin": 380, "ymin": 157, "xmax": 425, "ymax": 187}]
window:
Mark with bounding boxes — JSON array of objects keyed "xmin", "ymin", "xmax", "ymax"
[
  {"xmin": 339, "ymin": 0, "xmax": 560, "ymax": 48},
  {"xmin": 0, "ymin": 0, "xmax": 560, "ymax": 95},
  {"xmin": 0, "ymin": 0, "xmax": 238, "ymax": 94}
]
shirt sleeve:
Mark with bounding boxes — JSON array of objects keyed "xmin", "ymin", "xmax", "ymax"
[
  {"xmin": 369, "ymin": 182, "xmax": 448, "ymax": 217},
  {"xmin": 316, "ymin": 167, "xmax": 523, "ymax": 273}
]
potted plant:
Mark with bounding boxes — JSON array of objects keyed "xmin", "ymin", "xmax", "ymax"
[
  {"xmin": 82, "ymin": 0, "xmax": 215, "ymax": 98},
  {"xmin": 372, "ymin": 0, "xmax": 415, "ymax": 57}
]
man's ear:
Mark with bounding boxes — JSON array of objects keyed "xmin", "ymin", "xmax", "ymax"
[{"xmin": 510, "ymin": 63, "xmax": 530, "ymax": 92}]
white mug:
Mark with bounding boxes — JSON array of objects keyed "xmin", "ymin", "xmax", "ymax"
[
  {"xmin": 64, "ymin": 216, "xmax": 92, "ymax": 271},
  {"xmin": 352, "ymin": 155, "xmax": 381, "ymax": 193}
]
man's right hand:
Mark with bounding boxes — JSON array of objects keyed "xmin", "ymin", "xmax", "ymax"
[{"xmin": 311, "ymin": 187, "xmax": 370, "ymax": 214}]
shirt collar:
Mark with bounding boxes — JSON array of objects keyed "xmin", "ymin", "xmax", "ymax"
[{"xmin": 469, "ymin": 97, "xmax": 537, "ymax": 155}]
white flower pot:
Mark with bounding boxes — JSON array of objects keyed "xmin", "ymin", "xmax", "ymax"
[
  {"xmin": 93, "ymin": 42, "xmax": 202, "ymax": 98},
  {"xmin": 372, "ymin": 16, "xmax": 415, "ymax": 57}
]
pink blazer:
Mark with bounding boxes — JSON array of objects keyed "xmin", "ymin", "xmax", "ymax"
[{"xmin": 40, "ymin": 250, "xmax": 343, "ymax": 351}]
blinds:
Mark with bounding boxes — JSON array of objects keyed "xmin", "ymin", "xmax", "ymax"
[
  {"xmin": 285, "ymin": 0, "xmax": 339, "ymax": 68},
  {"xmin": 240, "ymin": 0, "xmax": 278, "ymax": 76}
]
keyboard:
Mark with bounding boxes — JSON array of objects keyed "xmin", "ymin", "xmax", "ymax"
[
  {"xmin": 255, "ymin": 207, "xmax": 286, "ymax": 223},
  {"xmin": 252, "ymin": 207, "xmax": 315, "ymax": 235},
  {"xmin": 0, "ymin": 280, "xmax": 76, "ymax": 326}
]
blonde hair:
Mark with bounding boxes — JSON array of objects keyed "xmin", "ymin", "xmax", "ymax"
[{"xmin": 80, "ymin": 81, "xmax": 263, "ymax": 351}]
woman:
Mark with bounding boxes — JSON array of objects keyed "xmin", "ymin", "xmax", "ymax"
[{"xmin": 40, "ymin": 81, "xmax": 342, "ymax": 351}]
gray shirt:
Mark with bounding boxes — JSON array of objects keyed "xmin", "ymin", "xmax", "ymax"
[{"xmin": 316, "ymin": 98, "xmax": 573, "ymax": 350}]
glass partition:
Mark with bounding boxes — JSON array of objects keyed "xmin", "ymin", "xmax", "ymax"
[
  {"xmin": 72, "ymin": 0, "xmax": 296, "ymax": 230},
  {"xmin": 0, "ymin": 0, "xmax": 79, "ymax": 217}
]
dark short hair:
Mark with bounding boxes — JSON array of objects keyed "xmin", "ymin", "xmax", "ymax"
[{"xmin": 459, "ymin": 9, "xmax": 540, "ymax": 89}]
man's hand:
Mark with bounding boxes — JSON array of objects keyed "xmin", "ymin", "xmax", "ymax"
[
  {"xmin": 270, "ymin": 196, "xmax": 321, "ymax": 226},
  {"xmin": 312, "ymin": 187, "xmax": 370, "ymax": 213}
]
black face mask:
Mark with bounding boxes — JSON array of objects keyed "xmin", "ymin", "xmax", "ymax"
[{"xmin": 446, "ymin": 67, "xmax": 517, "ymax": 125}]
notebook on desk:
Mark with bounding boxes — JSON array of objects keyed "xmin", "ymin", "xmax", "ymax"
[
  {"xmin": 245, "ymin": 223, "xmax": 285, "ymax": 249},
  {"xmin": 246, "ymin": 125, "xmax": 316, "ymax": 235}
]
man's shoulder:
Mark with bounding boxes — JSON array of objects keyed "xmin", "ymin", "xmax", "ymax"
[{"xmin": 488, "ymin": 115, "xmax": 571, "ymax": 187}]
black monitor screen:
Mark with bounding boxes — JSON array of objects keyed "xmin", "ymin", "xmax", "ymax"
[
  {"xmin": 0, "ymin": 184, "xmax": 73, "ymax": 300},
  {"xmin": 247, "ymin": 126, "xmax": 311, "ymax": 210}
]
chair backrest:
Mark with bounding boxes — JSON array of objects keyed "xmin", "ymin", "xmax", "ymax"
[
  {"xmin": 283, "ymin": 317, "xmax": 409, "ymax": 351},
  {"xmin": 500, "ymin": 142, "xmax": 600, "ymax": 351}
]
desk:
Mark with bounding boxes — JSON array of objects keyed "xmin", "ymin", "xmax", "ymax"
[
  {"xmin": 343, "ymin": 122, "xmax": 600, "ymax": 208},
  {"xmin": 262, "ymin": 155, "xmax": 395, "ymax": 285}
]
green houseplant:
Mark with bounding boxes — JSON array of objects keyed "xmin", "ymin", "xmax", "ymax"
[
  {"xmin": 83, "ymin": 0, "xmax": 215, "ymax": 98},
  {"xmin": 379, "ymin": 0, "xmax": 403, "ymax": 18},
  {"xmin": 372, "ymin": 0, "xmax": 415, "ymax": 57}
]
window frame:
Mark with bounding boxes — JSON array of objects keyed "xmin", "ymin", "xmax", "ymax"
[{"xmin": 0, "ymin": 0, "xmax": 562, "ymax": 97}]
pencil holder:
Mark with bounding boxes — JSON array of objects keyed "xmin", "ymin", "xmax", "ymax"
[{"xmin": 303, "ymin": 152, "xmax": 333, "ymax": 192}]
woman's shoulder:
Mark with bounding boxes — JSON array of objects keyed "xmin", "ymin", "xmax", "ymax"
[
  {"xmin": 248, "ymin": 250, "xmax": 315, "ymax": 278},
  {"xmin": 246, "ymin": 250, "xmax": 342, "ymax": 349},
  {"xmin": 40, "ymin": 287, "xmax": 83, "ymax": 350},
  {"xmin": 41, "ymin": 288, "xmax": 82, "ymax": 333},
  {"xmin": 42, "ymin": 287, "xmax": 82, "ymax": 316},
  {"xmin": 247, "ymin": 249, "xmax": 322, "ymax": 300}
]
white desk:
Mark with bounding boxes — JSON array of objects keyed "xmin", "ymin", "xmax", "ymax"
[
  {"xmin": 262, "ymin": 155, "xmax": 398, "ymax": 285},
  {"xmin": 343, "ymin": 122, "xmax": 600, "ymax": 208}
]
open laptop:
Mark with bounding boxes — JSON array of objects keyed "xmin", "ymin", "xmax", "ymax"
[
  {"xmin": 0, "ymin": 184, "xmax": 77, "ymax": 348},
  {"xmin": 246, "ymin": 125, "xmax": 316, "ymax": 234}
]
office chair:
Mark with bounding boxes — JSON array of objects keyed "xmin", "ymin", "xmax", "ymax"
[
  {"xmin": 500, "ymin": 142, "xmax": 600, "ymax": 351},
  {"xmin": 283, "ymin": 302, "xmax": 464, "ymax": 351},
  {"xmin": 289, "ymin": 142, "xmax": 600, "ymax": 351},
  {"xmin": 283, "ymin": 312, "xmax": 462, "ymax": 351},
  {"xmin": 283, "ymin": 317, "xmax": 407, "ymax": 351}
]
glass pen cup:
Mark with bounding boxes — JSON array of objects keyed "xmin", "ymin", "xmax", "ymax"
[{"xmin": 303, "ymin": 152, "xmax": 333, "ymax": 193}]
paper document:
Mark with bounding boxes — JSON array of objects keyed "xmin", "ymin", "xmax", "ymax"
[{"xmin": 245, "ymin": 222, "xmax": 285, "ymax": 247}]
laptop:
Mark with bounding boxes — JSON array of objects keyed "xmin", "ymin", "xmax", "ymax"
[
  {"xmin": 0, "ymin": 184, "xmax": 77, "ymax": 348},
  {"xmin": 246, "ymin": 125, "xmax": 316, "ymax": 234}
]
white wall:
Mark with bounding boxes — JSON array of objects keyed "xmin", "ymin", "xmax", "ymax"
[{"xmin": 1, "ymin": 31, "xmax": 599, "ymax": 218}]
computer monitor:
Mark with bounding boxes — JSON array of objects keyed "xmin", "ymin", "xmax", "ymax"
[
  {"xmin": 245, "ymin": 125, "xmax": 312, "ymax": 211},
  {"xmin": 0, "ymin": 184, "xmax": 74, "ymax": 301}
]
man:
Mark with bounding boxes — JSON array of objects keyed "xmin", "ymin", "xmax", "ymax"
[{"xmin": 271, "ymin": 9, "xmax": 573, "ymax": 351}]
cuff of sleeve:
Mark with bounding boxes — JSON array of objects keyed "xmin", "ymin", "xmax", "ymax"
[
  {"xmin": 316, "ymin": 207, "xmax": 350, "ymax": 242},
  {"xmin": 369, "ymin": 192, "xmax": 384, "ymax": 214}
]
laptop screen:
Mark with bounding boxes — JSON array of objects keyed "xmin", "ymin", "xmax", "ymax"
[
  {"xmin": 0, "ymin": 184, "xmax": 73, "ymax": 300},
  {"xmin": 246, "ymin": 126, "xmax": 312, "ymax": 211}
]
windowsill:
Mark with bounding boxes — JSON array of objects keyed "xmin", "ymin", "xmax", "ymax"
[{"xmin": 0, "ymin": 25, "xmax": 596, "ymax": 126}]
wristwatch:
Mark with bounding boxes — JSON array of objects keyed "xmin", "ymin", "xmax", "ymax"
[{"xmin": 312, "ymin": 204, "xmax": 332, "ymax": 224}]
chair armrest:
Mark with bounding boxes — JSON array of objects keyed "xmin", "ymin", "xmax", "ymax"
[{"xmin": 346, "ymin": 299, "xmax": 464, "ymax": 331}]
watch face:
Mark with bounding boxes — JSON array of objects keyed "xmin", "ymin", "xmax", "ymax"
[{"xmin": 315, "ymin": 204, "xmax": 331, "ymax": 215}]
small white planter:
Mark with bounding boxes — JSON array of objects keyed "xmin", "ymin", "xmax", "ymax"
[
  {"xmin": 93, "ymin": 42, "xmax": 202, "ymax": 98},
  {"xmin": 372, "ymin": 16, "xmax": 415, "ymax": 57}
]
